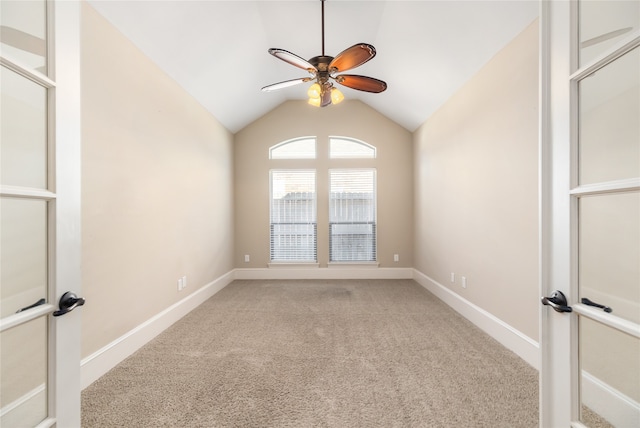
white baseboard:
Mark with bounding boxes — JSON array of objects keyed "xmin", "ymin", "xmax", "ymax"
[
  {"xmin": 412, "ymin": 269, "xmax": 540, "ymax": 370},
  {"xmin": 234, "ymin": 267, "xmax": 414, "ymax": 280},
  {"xmin": 80, "ymin": 270, "xmax": 235, "ymax": 390},
  {"xmin": 582, "ymin": 371, "xmax": 640, "ymax": 427}
]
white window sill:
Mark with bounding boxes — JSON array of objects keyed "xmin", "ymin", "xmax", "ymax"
[
  {"xmin": 268, "ymin": 263, "xmax": 320, "ymax": 269},
  {"xmin": 327, "ymin": 262, "xmax": 379, "ymax": 269}
]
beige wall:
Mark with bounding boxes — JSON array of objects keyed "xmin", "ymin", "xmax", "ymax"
[
  {"xmin": 79, "ymin": 3, "xmax": 537, "ymax": 366},
  {"xmin": 413, "ymin": 20, "xmax": 540, "ymax": 340},
  {"xmin": 234, "ymin": 100, "xmax": 413, "ymax": 269},
  {"xmin": 80, "ymin": 2, "xmax": 235, "ymax": 358}
]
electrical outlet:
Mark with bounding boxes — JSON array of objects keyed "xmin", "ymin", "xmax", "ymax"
[
  {"xmin": 450, "ymin": 272, "xmax": 455, "ymax": 283},
  {"xmin": 177, "ymin": 278, "xmax": 183, "ymax": 291},
  {"xmin": 394, "ymin": 254, "xmax": 399, "ymax": 262},
  {"xmin": 244, "ymin": 255, "xmax": 250, "ymax": 263},
  {"xmin": 462, "ymin": 276, "xmax": 467, "ymax": 289},
  {"xmin": 182, "ymin": 275, "xmax": 187, "ymax": 288}
]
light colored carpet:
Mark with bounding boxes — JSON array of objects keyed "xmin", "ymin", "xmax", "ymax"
[{"xmin": 82, "ymin": 279, "xmax": 539, "ymax": 427}]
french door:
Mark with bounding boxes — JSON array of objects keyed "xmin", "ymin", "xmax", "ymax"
[
  {"xmin": 541, "ymin": 0, "xmax": 639, "ymax": 426},
  {"xmin": 0, "ymin": 1, "xmax": 82, "ymax": 426}
]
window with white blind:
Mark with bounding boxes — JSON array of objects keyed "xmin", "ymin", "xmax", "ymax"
[
  {"xmin": 329, "ymin": 169, "xmax": 376, "ymax": 262},
  {"xmin": 270, "ymin": 170, "xmax": 317, "ymax": 262}
]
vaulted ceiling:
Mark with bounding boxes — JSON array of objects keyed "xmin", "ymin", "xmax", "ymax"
[{"xmin": 87, "ymin": 1, "xmax": 539, "ymax": 133}]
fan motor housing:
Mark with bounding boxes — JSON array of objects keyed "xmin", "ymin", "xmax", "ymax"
[{"xmin": 309, "ymin": 55, "xmax": 333, "ymax": 72}]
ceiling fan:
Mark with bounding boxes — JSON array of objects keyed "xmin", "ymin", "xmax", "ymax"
[{"xmin": 261, "ymin": 0, "xmax": 387, "ymax": 107}]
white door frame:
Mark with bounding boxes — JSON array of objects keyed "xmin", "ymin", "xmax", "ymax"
[
  {"xmin": 540, "ymin": 1, "xmax": 640, "ymax": 426},
  {"xmin": 0, "ymin": 0, "xmax": 82, "ymax": 426},
  {"xmin": 2, "ymin": 0, "xmax": 81, "ymax": 427},
  {"xmin": 50, "ymin": 1, "xmax": 82, "ymax": 426},
  {"xmin": 539, "ymin": 1, "xmax": 575, "ymax": 426}
]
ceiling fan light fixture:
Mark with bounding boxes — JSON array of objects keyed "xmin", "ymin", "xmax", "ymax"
[
  {"xmin": 307, "ymin": 83, "xmax": 322, "ymax": 99},
  {"xmin": 321, "ymin": 88, "xmax": 332, "ymax": 107},
  {"xmin": 308, "ymin": 96, "xmax": 322, "ymax": 107},
  {"xmin": 331, "ymin": 87, "xmax": 344, "ymax": 104}
]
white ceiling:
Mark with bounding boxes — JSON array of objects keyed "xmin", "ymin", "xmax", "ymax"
[{"xmin": 87, "ymin": 0, "xmax": 539, "ymax": 133}]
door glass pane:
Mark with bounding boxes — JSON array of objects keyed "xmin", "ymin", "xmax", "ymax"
[
  {"xmin": 579, "ymin": 47, "xmax": 640, "ymax": 185},
  {"xmin": 579, "ymin": 0, "xmax": 639, "ymax": 66},
  {"xmin": 580, "ymin": 317, "xmax": 640, "ymax": 427},
  {"xmin": 579, "ymin": 191, "xmax": 640, "ymax": 324},
  {"xmin": 0, "ymin": 316, "xmax": 48, "ymax": 427},
  {"xmin": 0, "ymin": 66, "xmax": 48, "ymax": 189},
  {"xmin": 0, "ymin": 0, "xmax": 47, "ymax": 73},
  {"xmin": 0, "ymin": 198, "xmax": 48, "ymax": 318}
]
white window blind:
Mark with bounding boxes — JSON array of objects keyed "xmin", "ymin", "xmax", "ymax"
[
  {"xmin": 329, "ymin": 169, "xmax": 376, "ymax": 262},
  {"xmin": 270, "ymin": 170, "xmax": 317, "ymax": 262}
]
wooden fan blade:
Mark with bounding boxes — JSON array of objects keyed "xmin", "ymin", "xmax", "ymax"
[
  {"xmin": 329, "ymin": 43, "xmax": 376, "ymax": 73},
  {"xmin": 1, "ymin": 26, "xmax": 45, "ymax": 56},
  {"xmin": 261, "ymin": 77, "xmax": 312, "ymax": 92},
  {"xmin": 335, "ymin": 74, "xmax": 387, "ymax": 93},
  {"xmin": 268, "ymin": 48, "xmax": 316, "ymax": 72}
]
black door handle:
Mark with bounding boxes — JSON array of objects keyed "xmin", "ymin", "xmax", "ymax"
[
  {"xmin": 541, "ymin": 290, "xmax": 572, "ymax": 313},
  {"xmin": 52, "ymin": 292, "xmax": 85, "ymax": 317},
  {"xmin": 581, "ymin": 297, "xmax": 612, "ymax": 313},
  {"xmin": 16, "ymin": 298, "xmax": 46, "ymax": 313}
]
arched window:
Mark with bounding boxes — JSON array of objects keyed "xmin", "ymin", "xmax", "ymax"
[
  {"xmin": 269, "ymin": 137, "xmax": 316, "ymax": 159},
  {"xmin": 268, "ymin": 136, "xmax": 377, "ymax": 264},
  {"xmin": 329, "ymin": 137, "xmax": 376, "ymax": 159}
]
